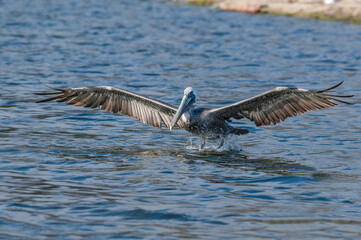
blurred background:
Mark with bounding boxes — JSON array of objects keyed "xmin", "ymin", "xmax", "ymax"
[{"xmin": 183, "ymin": 0, "xmax": 361, "ymax": 24}]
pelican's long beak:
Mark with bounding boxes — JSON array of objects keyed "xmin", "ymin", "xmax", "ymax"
[{"xmin": 170, "ymin": 94, "xmax": 193, "ymax": 130}]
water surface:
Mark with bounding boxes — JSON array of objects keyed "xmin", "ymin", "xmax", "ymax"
[{"xmin": 0, "ymin": 0, "xmax": 361, "ymax": 239}]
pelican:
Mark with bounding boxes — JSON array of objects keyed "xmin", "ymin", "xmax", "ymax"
[{"xmin": 35, "ymin": 81, "xmax": 353, "ymax": 148}]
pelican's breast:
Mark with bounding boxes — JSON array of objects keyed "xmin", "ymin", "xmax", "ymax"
[{"xmin": 181, "ymin": 111, "xmax": 191, "ymax": 124}]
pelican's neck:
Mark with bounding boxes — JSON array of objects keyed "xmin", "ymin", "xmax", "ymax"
[
  {"xmin": 188, "ymin": 100, "xmax": 196, "ymax": 113},
  {"xmin": 182, "ymin": 103, "xmax": 195, "ymax": 124}
]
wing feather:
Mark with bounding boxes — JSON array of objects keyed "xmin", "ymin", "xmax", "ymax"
[
  {"xmin": 35, "ymin": 85, "xmax": 182, "ymax": 129},
  {"xmin": 209, "ymin": 81, "xmax": 353, "ymax": 127}
]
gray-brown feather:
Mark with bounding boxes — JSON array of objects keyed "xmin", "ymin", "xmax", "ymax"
[
  {"xmin": 36, "ymin": 86, "xmax": 183, "ymax": 129},
  {"xmin": 209, "ymin": 81, "xmax": 353, "ymax": 127}
]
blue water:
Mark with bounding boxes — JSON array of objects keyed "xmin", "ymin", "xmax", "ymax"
[{"xmin": 1, "ymin": 0, "xmax": 361, "ymax": 239}]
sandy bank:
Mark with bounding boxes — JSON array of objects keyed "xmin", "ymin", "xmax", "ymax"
[{"xmin": 182, "ymin": 0, "xmax": 361, "ymax": 24}]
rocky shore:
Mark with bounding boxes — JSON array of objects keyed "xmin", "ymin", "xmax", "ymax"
[{"xmin": 180, "ymin": 0, "xmax": 361, "ymax": 24}]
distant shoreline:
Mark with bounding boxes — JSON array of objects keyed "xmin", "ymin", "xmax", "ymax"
[{"xmin": 178, "ymin": 0, "xmax": 361, "ymax": 24}]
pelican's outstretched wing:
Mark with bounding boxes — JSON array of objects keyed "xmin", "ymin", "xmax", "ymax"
[
  {"xmin": 209, "ymin": 81, "xmax": 353, "ymax": 127},
  {"xmin": 35, "ymin": 85, "xmax": 184, "ymax": 129}
]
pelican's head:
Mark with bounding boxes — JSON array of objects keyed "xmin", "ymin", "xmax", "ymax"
[{"xmin": 170, "ymin": 87, "xmax": 196, "ymax": 130}]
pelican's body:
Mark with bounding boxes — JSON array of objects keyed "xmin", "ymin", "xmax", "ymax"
[
  {"xmin": 182, "ymin": 108, "xmax": 229, "ymax": 138},
  {"xmin": 177, "ymin": 107, "xmax": 248, "ymax": 148},
  {"xmin": 182, "ymin": 107, "xmax": 230, "ymax": 147},
  {"xmin": 35, "ymin": 82, "xmax": 352, "ymax": 149}
]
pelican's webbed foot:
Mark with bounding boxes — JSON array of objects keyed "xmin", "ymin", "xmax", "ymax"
[
  {"xmin": 217, "ymin": 137, "xmax": 224, "ymax": 149},
  {"xmin": 200, "ymin": 136, "xmax": 224, "ymax": 150},
  {"xmin": 200, "ymin": 137, "xmax": 206, "ymax": 149}
]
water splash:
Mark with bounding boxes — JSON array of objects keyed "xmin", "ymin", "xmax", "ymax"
[{"xmin": 185, "ymin": 135, "xmax": 243, "ymax": 152}]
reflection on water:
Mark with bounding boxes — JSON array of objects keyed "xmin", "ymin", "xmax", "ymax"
[{"xmin": 1, "ymin": 0, "xmax": 361, "ymax": 239}]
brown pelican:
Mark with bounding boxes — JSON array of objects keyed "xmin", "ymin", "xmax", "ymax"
[{"xmin": 35, "ymin": 81, "xmax": 352, "ymax": 148}]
